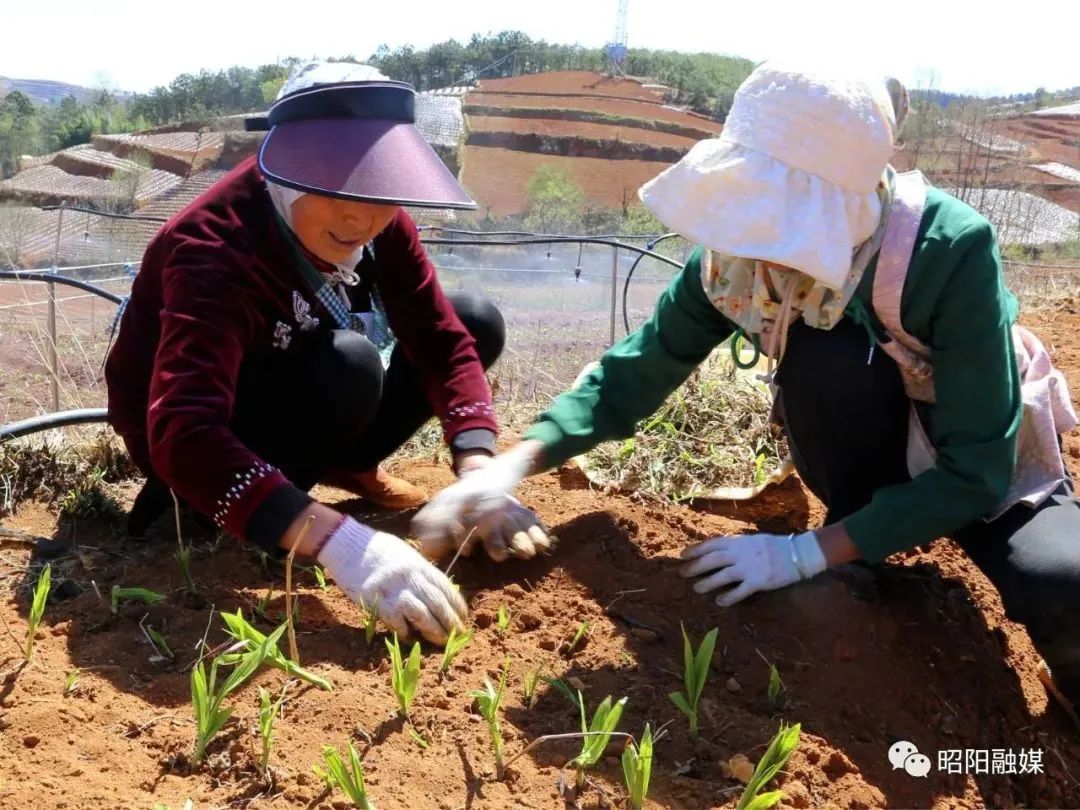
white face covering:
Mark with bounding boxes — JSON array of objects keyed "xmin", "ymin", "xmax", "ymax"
[
  {"xmin": 265, "ymin": 61, "xmax": 393, "ymax": 275},
  {"xmin": 265, "ymin": 180, "xmax": 367, "ymax": 276}
]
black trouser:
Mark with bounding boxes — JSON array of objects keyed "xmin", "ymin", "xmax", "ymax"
[
  {"xmin": 775, "ymin": 317, "xmax": 1080, "ymax": 704},
  {"xmin": 128, "ymin": 292, "xmax": 505, "ymax": 534}
]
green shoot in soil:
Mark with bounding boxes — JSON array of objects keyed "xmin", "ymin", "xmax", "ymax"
[
  {"xmin": 175, "ymin": 547, "xmax": 198, "ymax": 597},
  {"xmin": 146, "ymin": 626, "xmax": 174, "ymax": 661},
  {"xmin": 565, "ymin": 620, "xmax": 589, "ymax": 656},
  {"xmin": 110, "ymin": 586, "xmax": 165, "ymax": 617},
  {"xmin": 757, "ymin": 650, "xmax": 785, "ymax": 708},
  {"xmin": 191, "ymin": 623, "xmax": 284, "ymax": 763},
  {"xmin": 25, "ymin": 563, "xmax": 50, "ymax": 662},
  {"xmin": 735, "ymin": 722, "xmax": 802, "ymax": 810},
  {"xmin": 571, "ymin": 692, "xmax": 628, "ymax": 789},
  {"xmin": 767, "ymin": 663, "xmax": 784, "ymax": 706},
  {"xmin": 522, "ymin": 664, "xmax": 544, "ymax": 708},
  {"xmin": 386, "ymin": 633, "xmax": 421, "ymax": 719},
  {"xmin": 63, "ymin": 668, "xmax": 80, "ymax": 695},
  {"xmin": 496, "ymin": 606, "xmax": 512, "ymax": 635},
  {"xmin": 219, "ymin": 609, "xmax": 331, "ymax": 691},
  {"xmin": 469, "ymin": 657, "xmax": 510, "ymax": 778},
  {"xmin": 622, "ymin": 723, "xmax": 655, "ymax": 810},
  {"xmin": 254, "ymin": 588, "xmax": 274, "ymax": 622},
  {"xmin": 359, "ymin": 595, "xmax": 380, "ymax": 643},
  {"xmin": 321, "ymin": 740, "xmax": 376, "ymax": 809},
  {"xmin": 545, "ymin": 676, "xmax": 581, "ymax": 708},
  {"xmin": 408, "ymin": 727, "xmax": 430, "ymax": 749},
  {"xmin": 313, "ymin": 565, "xmax": 329, "ymax": 591},
  {"xmin": 439, "ymin": 625, "xmax": 473, "ymax": 674},
  {"xmin": 668, "ymin": 624, "xmax": 718, "ymax": 739},
  {"xmin": 257, "ymin": 684, "xmax": 288, "ymax": 777}
]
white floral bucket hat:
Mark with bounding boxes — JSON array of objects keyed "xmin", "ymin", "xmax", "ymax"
[{"xmin": 639, "ymin": 60, "xmax": 900, "ymax": 289}]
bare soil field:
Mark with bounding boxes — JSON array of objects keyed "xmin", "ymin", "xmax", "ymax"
[
  {"xmin": 463, "ymin": 93, "xmax": 723, "ymax": 135},
  {"xmin": 460, "ymin": 146, "xmax": 675, "ymax": 216},
  {"xmin": 466, "ymin": 115, "xmax": 697, "ymax": 150},
  {"xmin": 0, "ymin": 303, "xmax": 1078, "ymax": 810}
]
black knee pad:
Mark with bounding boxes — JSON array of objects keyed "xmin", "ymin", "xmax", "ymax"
[
  {"xmin": 301, "ymin": 329, "xmax": 384, "ymax": 436},
  {"xmin": 447, "ymin": 292, "xmax": 505, "ymax": 368}
]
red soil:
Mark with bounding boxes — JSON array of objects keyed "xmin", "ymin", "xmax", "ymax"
[
  {"xmin": 476, "ymin": 71, "xmax": 666, "ymax": 104},
  {"xmin": 466, "ymin": 92, "xmax": 723, "ymax": 134},
  {"xmin": 466, "ymin": 114, "xmax": 698, "ymax": 150},
  {"xmin": 459, "ymin": 145, "xmax": 673, "ymax": 216},
  {"xmin": 0, "ymin": 306, "xmax": 1079, "ymax": 809}
]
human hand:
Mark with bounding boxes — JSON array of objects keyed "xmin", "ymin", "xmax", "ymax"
[
  {"xmin": 679, "ymin": 531, "xmax": 826, "ymax": 606},
  {"xmin": 412, "ymin": 443, "xmax": 542, "ymax": 560},
  {"xmin": 317, "ymin": 517, "xmax": 467, "ymax": 644},
  {"xmin": 459, "ymin": 495, "xmax": 554, "ymax": 562}
]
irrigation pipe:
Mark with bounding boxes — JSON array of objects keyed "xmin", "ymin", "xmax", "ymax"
[
  {"xmin": 0, "ymin": 408, "xmax": 109, "ymax": 442},
  {"xmin": 0, "ymin": 272, "xmax": 126, "ymax": 305}
]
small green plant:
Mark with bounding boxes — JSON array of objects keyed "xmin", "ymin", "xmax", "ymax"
[
  {"xmin": 766, "ymin": 663, "xmax": 783, "ymax": 706},
  {"xmin": 25, "ymin": 563, "xmax": 51, "ymax": 662},
  {"xmin": 622, "ymin": 723, "xmax": 655, "ymax": 810},
  {"xmin": 312, "ymin": 565, "xmax": 329, "ymax": 591},
  {"xmin": 468, "ymin": 658, "xmax": 510, "ymax": 778},
  {"xmin": 312, "ymin": 762, "xmax": 335, "ymax": 790},
  {"xmin": 565, "ymin": 620, "xmax": 589, "ymax": 656},
  {"xmin": 321, "ymin": 740, "xmax": 376, "ymax": 809},
  {"xmin": 522, "ymin": 664, "xmax": 544, "ymax": 708},
  {"xmin": 110, "ymin": 586, "xmax": 165, "ymax": 617},
  {"xmin": 438, "ymin": 625, "xmax": 473, "ymax": 674},
  {"xmin": 63, "ymin": 668, "xmax": 81, "ymax": 695},
  {"xmin": 668, "ymin": 624, "xmax": 718, "ymax": 739},
  {"xmin": 385, "ymin": 633, "xmax": 421, "ymax": 719},
  {"xmin": 58, "ymin": 468, "xmax": 119, "ymax": 519},
  {"xmin": 146, "ymin": 626, "xmax": 174, "ymax": 661},
  {"xmin": 254, "ymin": 588, "xmax": 274, "ymax": 622},
  {"xmin": 735, "ymin": 723, "xmax": 802, "ymax": 810},
  {"xmin": 496, "ymin": 605, "xmax": 512, "ymax": 635},
  {"xmin": 219, "ymin": 610, "xmax": 331, "ymax": 691},
  {"xmin": 191, "ymin": 624, "xmax": 283, "ymax": 763},
  {"xmin": 545, "ymin": 676, "xmax": 581, "ymax": 708},
  {"xmin": 257, "ymin": 684, "xmax": 288, "ymax": 777},
  {"xmin": 359, "ymin": 595, "xmax": 380, "ymax": 643},
  {"xmin": 571, "ymin": 692, "xmax": 628, "ymax": 790},
  {"xmin": 175, "ymin": 547, "xmax": 198, "ymax": 597},
  {"xmin": 408, "ymin": 727, "xmax": 430, "ymax": 750}
]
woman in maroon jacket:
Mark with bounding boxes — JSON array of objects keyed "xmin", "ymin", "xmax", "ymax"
[{"xmin": 104, "ymin": 62, "xmax": 542, "ymax": 644}]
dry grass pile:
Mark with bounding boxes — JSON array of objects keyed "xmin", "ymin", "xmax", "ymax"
[{"xmin": 582, "ymin": 350, "xmax": 788, "ymax": 502}]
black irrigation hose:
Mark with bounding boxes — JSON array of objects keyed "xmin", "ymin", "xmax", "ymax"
[
  {"xmin": 420, "ymin": 236, "xmax": 683, "ymax": 269},
  {"xmin": 622, "ymin": 232, "xmax": 682, "ymax": 335},
  {"xmin": 0, "ymin": 408, "xmax": 109, "ymax": 442},
  {"xmin": 421, "ymin": 225, "xmax": 665, "ymax": 241},
  {"xmin": 38, "ymin": 205, "xmax": 168, "ymax": 224},
  {"xmin": 0, "ymin": 271, "xmax": 127, "ymax": 305}
]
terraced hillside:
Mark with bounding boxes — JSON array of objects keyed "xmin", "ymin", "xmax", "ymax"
[
  {"xmin": 460, "ymin": 71, "xmax": 722, "ymax": 216},
  {"xmin": 0, "ymin": 90, "xmax": 466, "ymax": 268}
]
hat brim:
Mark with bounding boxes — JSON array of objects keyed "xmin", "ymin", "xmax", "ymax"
[
  {"xmin": 259, "ymin": 118, "xmax": 476, "ymax": 210},
  {"xmin": 639, "ymin": 138, "xmax": 881, "ymax": 289}
]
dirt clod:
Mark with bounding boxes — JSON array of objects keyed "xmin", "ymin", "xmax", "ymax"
[{"xmin": 22, "ymin": 735, "xmax": 39, "ymax": 748}]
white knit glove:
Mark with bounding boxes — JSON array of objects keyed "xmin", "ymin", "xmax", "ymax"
[
  {"xmin": 412, "ymin": 451, "xmax": 551, "ymax": 562},
  {"xmin": 317, "ymin": 517, "xmax": 467, "ymax": 645},
  {"xmin": 679, "ymin": 531, "xmax": 827, "ymax": 606}
]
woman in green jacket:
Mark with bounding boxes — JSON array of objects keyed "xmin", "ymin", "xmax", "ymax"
[{"xmin": 412, "ymin": 61, "xmax": 1080, "ymax": 709}]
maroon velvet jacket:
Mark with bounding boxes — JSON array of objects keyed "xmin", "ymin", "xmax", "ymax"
[{"xmin": 105, "ymin": 157, "xmax": 496, "ymax": 543}]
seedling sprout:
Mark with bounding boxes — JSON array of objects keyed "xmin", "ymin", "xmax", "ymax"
[
  {"xmin": 668, "ymin": 624, "xmax": 718, "ymax": 738},
  {"xmin": 735, "ymin": 722, "xmax": 802, "ymax": 810},
  {"xmin": 439, "ymin": 625, "xmax": 473, "ymax": 674},
  {"xmin": 25, "ymin": 563, "xmax": 50, "ymax": 663},
  {"xmin": 622, "ymin": 723, "xmax": 655, "ymax": 810},
  {"xmin": 468, "ymin": 657, "xmax": 510, "ymax": 778},
  {"xmin": 110, "ymin": 586, "xmax": 165, "ymax": 617},
  {"xmin": 321, "ymin": 740, "xmax": 376, "ymax": 809},
  {"xmin": 385, "ymin": 633, "xmax": 422, "ymax": 719},
  {"xmin": 571, "ymin": 692, "xmax": 628, "ymax": 789}
]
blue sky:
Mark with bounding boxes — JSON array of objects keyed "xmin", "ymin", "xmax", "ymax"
[{"xmin": 3, "ymin": 0, "xmax": 1077, "ymax": 96}]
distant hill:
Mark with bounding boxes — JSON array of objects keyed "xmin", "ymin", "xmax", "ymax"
[{"xmin": 0, "ymin": 77, "xmax": 103, "ymax": 105}]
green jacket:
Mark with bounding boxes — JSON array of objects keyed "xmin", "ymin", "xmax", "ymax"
[{"xmin": 524, "ymin": 188, "xmax": 1022, "ymax": 562}]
